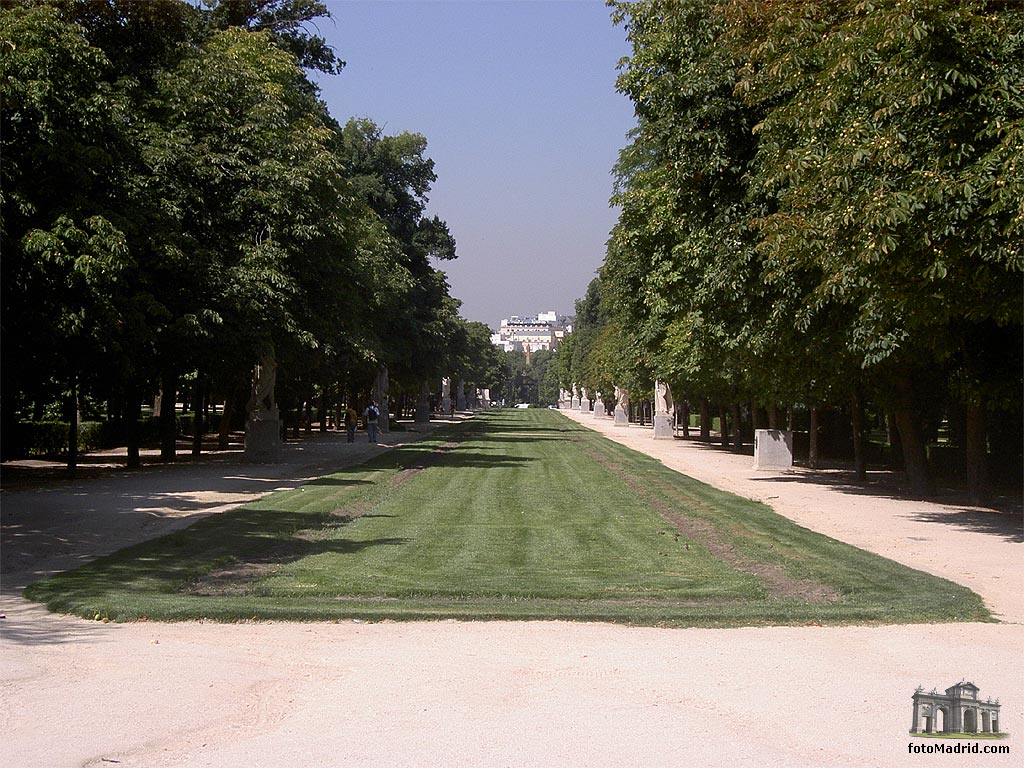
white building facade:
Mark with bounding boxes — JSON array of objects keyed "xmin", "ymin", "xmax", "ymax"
[{"xmin": 491, "ymin": 311, "xmax": 574, "ymax": 353}]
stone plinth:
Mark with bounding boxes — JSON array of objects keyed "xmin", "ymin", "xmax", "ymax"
[
  {"xmin": 245, "ymin": 408, "xmax": 282, "ymax": 462},
  {"xmin": 753, "ymin": 429, "xmax": 793, "ymax": 469},
  {"xmin": 653, "ymin": 413, "xmax": 674, "ymax": 439},
  {"xmin": 614, "ymin": 406, "xmax": 628, "ymax": 426}
]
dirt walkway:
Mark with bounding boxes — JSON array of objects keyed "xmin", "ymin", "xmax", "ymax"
[{"xmin": 1, "ymin": 411, "xmax": 1021, "ymax": 768}]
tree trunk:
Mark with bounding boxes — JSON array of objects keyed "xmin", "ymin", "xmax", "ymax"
[
  {"xmin": 752, "ymin": 403, "xmax": 765, "ymax": 431},
  {"xmin": 892, "ymin": 373, "xmax": 932, "ymax": 496},
  {"xmin": 218, "ymin": 395, "xmax": 234, "ymax": 450},
  {"xmin": 719, "ymin": 406, "xmax": 729, "ymax": 447},
  {"xmin": 731, "ymin": 402, "xmax": 744, "ymax": 453},
  {"xmin": 768, "ymin": 404, "xmax": 779, "ymax": 430},
  {"xmin": 886, "ymin": 410, "xmax": 903, "ymax": 470},
  {"xmin": 700, "ymin": 399, "xmax": 711, "ymax": 441},
  {"xmin": 159, "ymin": 370, "xmax": 178, "ymax": 462},
  {"xmin": 965, "ymin": 400, "xmax": 989, "ymax": 504},
  {"xmin": 319, "ymin": 389, "xmax": 327, "ymax": 432},
  {"xmin": 851, "ymin": 387, "xmax": 866, "ymax": 481},
  {"xmin": 809, "ymin": 406, "xmax": 820, "ymax": 469},
  {"xmin": 126, "ymin": 384, "xmax": 141, "ymax": 469},
  {"xmin": 192, "ymin": 374, "xmax": 204, "ymax": 457},
  {"xmin": 67, "ymin": 373, "xmax": 79, "ymax": 473},
  {"xmin": 680, "ymin": 400, "xmax": 690, "ymax": 438}
]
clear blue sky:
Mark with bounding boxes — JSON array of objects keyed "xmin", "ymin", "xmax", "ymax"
[{"xmin": 310, "ymin": 0, "xmax": 636, "ymax": 329}]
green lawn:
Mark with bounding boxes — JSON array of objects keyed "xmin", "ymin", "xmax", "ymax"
[{"xmin": 24, "ymin": 409, "xmax": 991, "ymax": 627}]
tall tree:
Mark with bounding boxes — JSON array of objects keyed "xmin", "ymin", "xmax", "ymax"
[{"xmin": 729, "ymin": 0, "xmax": 1024, "ymax": 494}]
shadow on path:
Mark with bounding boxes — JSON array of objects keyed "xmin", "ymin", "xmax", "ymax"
[{"xmin": 0, "ymin": 419, "xmax": 464, "ymax": 592}]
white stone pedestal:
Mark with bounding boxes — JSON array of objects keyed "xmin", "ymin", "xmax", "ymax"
[
  {"xmin": 245, "ymin": 408, "xmax": 282, "ymax": 462},
  {"xmin": 614, "ymin": 406, "xmax": 629, "ymax": 426},
  {"xmin": 653, "ymin": 413, "xmax": 674, "ymax": 439},
  {"xmin": 753, "ymin": 429, "xmax": 793, "ymax": 469}
]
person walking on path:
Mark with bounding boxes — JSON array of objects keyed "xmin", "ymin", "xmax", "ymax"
[
  {"xmin": 364, "ymin": 401, "xmax": 380, "ymax": 444},
  {"xmin": 344, "ymin": 404, "xmax": 359, "ymax": 443}
]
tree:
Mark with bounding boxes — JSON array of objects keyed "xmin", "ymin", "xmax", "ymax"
[
  {"xmin": 589, "ymin": 0, "xmax": 1021, "ymax": 494},
  {"xmin": 205, "ymin": 0, "xmax": 343, "ymax": 74},
  {"xmin": 1, "ymin": 2, "xmax": 142, "ymax": 464},
  {"xmin": 729, "ymin": 0, "xmax": 1024, "ymax": 494},
  {"xmin": 336, "ymin": 118, "xmax": 460, "ymax": 400}
]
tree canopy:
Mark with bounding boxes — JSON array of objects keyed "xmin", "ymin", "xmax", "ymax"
[
  {"xmin": 567, "ymin": 0, "xmax": 1022, "ymax": 497},
  {"xmin": 1, "ymin": 0, "xmax": 482, "ymax": 462}
]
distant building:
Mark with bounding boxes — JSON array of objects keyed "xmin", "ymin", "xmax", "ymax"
[{"xmin": 491, "ymin": 311, "xmax": 574, "ymax": 353}]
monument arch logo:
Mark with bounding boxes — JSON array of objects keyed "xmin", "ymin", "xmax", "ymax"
[{"xmin": 910, "ymin": 681, "xmax": 1006, "ymax": 737}]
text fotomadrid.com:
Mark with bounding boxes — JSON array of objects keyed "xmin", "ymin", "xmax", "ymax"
[{"xmin": 908, "ymin": 742, "xmax": 1010, "ymax": 755}]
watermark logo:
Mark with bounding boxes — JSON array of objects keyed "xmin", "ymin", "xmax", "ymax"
[{"xmin": 910, "ymin": 680, "xmax": 1007, "ymax": 739}]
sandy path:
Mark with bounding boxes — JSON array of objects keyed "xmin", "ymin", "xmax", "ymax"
[{"xmin": 1, "ymin": 413, "xmax": 1021, "ymax": 768}]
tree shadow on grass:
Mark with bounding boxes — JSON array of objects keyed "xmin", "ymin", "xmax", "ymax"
[
  {"xmin": 460, "ymin": 417, "xmax": 578, "ymax": 435},
  {"xmin": 304, "ymin": 476, "xmax": 375, "ymax": 487},
  {"xmin": 467, "ymin": 435, "xmax": 572, "ymax": 444},
  {"xmin": 377, "ymin": 443, "xmax": 537, "ymax": 470},
  {"xmin": 430, "ymin": 451, "xmax": 535, "ymax": 469},
  {"xmin": 24, "ymin": 507, "xmax": 410, "ymax": 602}
]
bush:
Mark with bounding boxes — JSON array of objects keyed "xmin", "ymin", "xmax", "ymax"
[
  {"xmin": 21, "ymin": 421, "xmax": 69, "ymax": 457},
  {"xmin": 10, "ymin": 415, "xmax": 198, "ymax": 458}
]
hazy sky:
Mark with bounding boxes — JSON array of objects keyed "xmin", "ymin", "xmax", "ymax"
[{"xmin": 311, "ymin": 0, "xmax": 636, "ymax": 329}]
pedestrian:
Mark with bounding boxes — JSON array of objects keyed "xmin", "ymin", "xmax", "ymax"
[
  {"xmin": 364, "ymin": 400, "xmax": 380, "ymax": 444},
  {"xmin": 344, "ymin": 404, "xmax": 358, "ymax": 443}
]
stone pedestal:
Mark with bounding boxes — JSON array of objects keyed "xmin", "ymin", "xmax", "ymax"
[
  {"xmin": 753, "ymin": 429, "xmax": 793, "ymax": 469},
  {"xmin": 614, "ymin": 406, "xmax": 629, "ymax": 426},
  {"xmin": 653, "ymin": 413, "xmax": 674, "ymax": 439},
  {"xmin": 415, "ymin": 401, "xmax": 430, "ymax": 423},
  {"xmin": 245, "ymin": 408, "xmax": 282, "ymax": 462}
]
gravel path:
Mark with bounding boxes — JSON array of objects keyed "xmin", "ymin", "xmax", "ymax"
[{"xmin": 1, "ymin": 413, "xmax": 1021, "ymax": 768}]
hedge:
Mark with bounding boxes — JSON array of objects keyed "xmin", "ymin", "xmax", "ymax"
[{"xmin": 11, "ymin": 415, "xmax": 198, "ymax": 458}]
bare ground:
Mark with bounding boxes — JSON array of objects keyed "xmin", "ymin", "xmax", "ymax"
[{"xmin": 1, "ymin": 412, "xmax": 1021, "ymax": 768}]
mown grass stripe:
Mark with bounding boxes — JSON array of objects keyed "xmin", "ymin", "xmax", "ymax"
[{"xmin": 24, "ymin": 409, "xmax": 991, "ymax": 627}]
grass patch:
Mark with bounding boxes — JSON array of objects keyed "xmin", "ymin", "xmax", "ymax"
[{"xmin": 25, "ymin": 410, "xmax": 991, "ymax": 627}]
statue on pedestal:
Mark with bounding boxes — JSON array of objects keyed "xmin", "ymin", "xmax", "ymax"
[
  {"xmin": 244, "ymin": 347, "xmax": 282, "ymax": 462},
  {"xmin": 614, "ymin": 386, "xmax": 630, "ymax": 426},
  {"xmin": 653, "ymin": 380, "xmax": 674, "ymax": 439},
  {"xmin": 246, "ymin": 350, "xmax": 278, "ymax": 419},
  {"xmin": 655, "ymin": 380, "xmax": 673, "ymax": 415}
]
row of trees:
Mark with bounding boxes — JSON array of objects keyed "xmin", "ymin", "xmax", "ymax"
[
  {"xmin": 1, "ymin": 0, "xmax": 501, "ymax": 465},
  {"xmin": 499, "ymin": 349, "xmax": 562, "ymax": 406},
  {"xmin": 564, "ymin": 0, "xmax": 1022, "ymax": 498}
]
